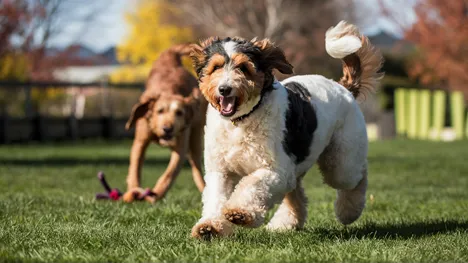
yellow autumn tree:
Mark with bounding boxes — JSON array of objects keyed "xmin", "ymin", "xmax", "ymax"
[
  {"xmin": 0, "ymin": 53, "xmax": 28, "ymax": 81},
  {"xmin": 110, "ymin": 0, "xmax": 194, "ymax": 83}
]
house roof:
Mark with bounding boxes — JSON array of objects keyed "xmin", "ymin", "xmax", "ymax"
[{"xmin": 368, "ymin": 31, "xmax": 414, "ymax": 55}]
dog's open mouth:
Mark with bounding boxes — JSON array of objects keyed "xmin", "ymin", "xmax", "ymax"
[
  {"xmin": 219, "ymin": 96, "xmax": 237, "ymax": 117},
  {"xmin": 161, "ymin": 134, "xmax": 173, "ymax": 141}
]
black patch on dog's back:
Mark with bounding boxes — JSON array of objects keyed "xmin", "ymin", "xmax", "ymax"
[{"xmin": 283, "ymin": 82, "xmax": 317, "ymax": 164}]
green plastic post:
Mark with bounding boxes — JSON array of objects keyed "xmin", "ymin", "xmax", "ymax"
[
  {"xmin": 418, "ymin": 90, "xmax": 431, "ymax": 139},
  {"xmin": 407, "ymin": 89, "xmax": 418, "ymax": 139},
  {"xmin": 450, "ymin": 91, "xmax": 464, "ymax": 140},
  {"xmin": 395, "ymin": 88, "xmax": 407, "ymax": 136},
  {"xmin": 431, "ymin": 90, "xmax": 446, "ymax": 141}
]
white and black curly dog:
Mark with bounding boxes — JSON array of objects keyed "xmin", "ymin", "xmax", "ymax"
[{"xmin": 189, "ymin": 21, "xmax": 384, "ymax": 239}]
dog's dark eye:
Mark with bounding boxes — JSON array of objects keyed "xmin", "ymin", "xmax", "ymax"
[
  {"xmin": 175, "ymin": 110, "xmax": 183, "ymax": 116},
  {"xmin": 157, "ymin": 108, "xmax": 164, "ymax": 114},
  {"xmin": 213, "ymin": 65, "xmax": 222, "ymax": 71}
]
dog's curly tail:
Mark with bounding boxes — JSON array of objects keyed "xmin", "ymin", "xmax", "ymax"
[
  {"xmin": 154, "ymin": 44, "xmax": 194, "ymax": 68},
  {"xmin": 325, "ymin": 21, "xmax": 384, "ymax": 101},
  {"xmin": 167, "ymin": 44, "xmax": 193, "ymax": 57}
]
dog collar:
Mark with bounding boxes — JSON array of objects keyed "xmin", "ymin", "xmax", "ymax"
[
  {"xmin": 230, "ymin": 80, "xmax": 276, "ymax": 126},
  {"xmin": 230, "ymin": 97, "xmax": 263, "ymax": 126}
]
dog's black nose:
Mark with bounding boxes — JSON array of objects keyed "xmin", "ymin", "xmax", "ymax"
[
  {"xmin": 218, "ymin": 85, "xmax": 232, "ymax": 96},
  {"xmin": 163, "ymin": 126, "xmax": 173, "ymax": 134}
]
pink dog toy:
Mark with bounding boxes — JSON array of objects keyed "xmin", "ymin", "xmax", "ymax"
[{"xmin": 95, "ymin": 171, "xmax": 155, "ymax": 201}]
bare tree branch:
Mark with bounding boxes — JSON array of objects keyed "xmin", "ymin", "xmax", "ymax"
[{"xmin": 171, "ymin": 0, "xmax": 357, "ymax": 75}]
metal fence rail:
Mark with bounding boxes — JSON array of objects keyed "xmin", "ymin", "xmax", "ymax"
[{"xmin": 0, "ymin": 81, "xmax": 145, "ymax": 89}]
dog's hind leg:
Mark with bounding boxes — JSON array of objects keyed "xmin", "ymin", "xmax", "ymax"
[
  {"xmin": 318, "ymin": 147, "xmax": 368, "ymax": 225},
  {"xmin": 334, "ymin": 164, "xmax": 367, "ymax": 225},
  {"xmin": 317, "ymin": 110, "xmax": 368, "ymax": 225},
  {"xmin": 188, "ymin": 155, "xmax": 204, "ymax": 192},
  {"xmin": 266, "ymin": 176, "xmax": 308, "ymax": 231}
]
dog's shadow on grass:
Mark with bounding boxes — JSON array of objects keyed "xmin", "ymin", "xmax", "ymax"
[{"xmin": 308, "ymin": 219, "xmax": 468, "ymax": 240}]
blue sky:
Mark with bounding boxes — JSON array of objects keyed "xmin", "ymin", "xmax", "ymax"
[
  {"xmin": 49, "ymin": 0, "xmax": 413, "ymax": 53},
  {"xmin": 47, "ymin": 0, "xmax": 133, "ymax": 52}
]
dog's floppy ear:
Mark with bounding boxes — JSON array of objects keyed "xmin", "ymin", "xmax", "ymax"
[
  {"xmin": 125, "ymin": 96, "xmax": 157, "ymax": 130},
  {"xmin": 252, "ymin": 38, "xmax": 294, "ymax": 74},
  {"xmin": 190, "ymin": 37, "xmax": 220, "ymax": 78}
]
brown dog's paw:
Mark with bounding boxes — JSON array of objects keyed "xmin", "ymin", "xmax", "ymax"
[
  {"xmin": 223, "ymin": 208, "xmax": 255, "ymax": 226},
  {"xmin": 143, "ymin": 193, "xmax": 158, "ymax": 204},
  {"xmin": 122, "ymin": 188, "xmax": 145, "ymax": 203},
  {"xmin": 123, "ymin": 188, "xmax": 158, "ymax": 203},
  {"xmin": 191, "ymin": 219, "xmax": 233, "ymax": 240}
]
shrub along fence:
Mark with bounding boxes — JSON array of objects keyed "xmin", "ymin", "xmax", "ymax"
[
  {"xmin": 394, "ymin": 88, "xmax": 467, "ymax": 141},
  {"xmin": 0, "ymin": 81, "xmax": 144, "ymax": 144}
]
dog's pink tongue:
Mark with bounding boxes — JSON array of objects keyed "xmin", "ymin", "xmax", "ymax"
[{"xmin": 221, "ymin": 97, "xmax": 235, "ymax": 112}]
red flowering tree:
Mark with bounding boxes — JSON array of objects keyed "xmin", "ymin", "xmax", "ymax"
[{"xmin": 381, "ymin": 0, "xmax": 468, "ymax": 93}]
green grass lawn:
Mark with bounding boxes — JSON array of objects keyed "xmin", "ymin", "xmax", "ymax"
[{"xmin": 1, "ymin": 139, "xmax": 467, "ymax": 262}]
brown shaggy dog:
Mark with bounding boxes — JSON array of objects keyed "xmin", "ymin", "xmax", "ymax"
[{"xmin": 122, "ymin": 44, "xmax": 207, "ymax": 203}]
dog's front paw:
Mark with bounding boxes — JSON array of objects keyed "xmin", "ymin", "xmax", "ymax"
[
  {"xmin": 191, "ymin": 219, "xmax": 232, "ymax": 240},
  {"xmin": 223, "ymin": 208, "xmax": 258, "ymax": 227},
  {"xmin": 123, "ymin": 188, "xmax": 144, "ymax": 203},
  {"xmin": 122, "ymin": 188, "xmax": 157, "ymax": 203}
]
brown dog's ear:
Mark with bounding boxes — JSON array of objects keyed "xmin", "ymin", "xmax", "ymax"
[
  {"xmin": 125, "ymin": 98, "xmax": 156, "ymax": 130},
  {"xmin": 252, "ymin": 38, "xmax": 294, "ymax": 74}
]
